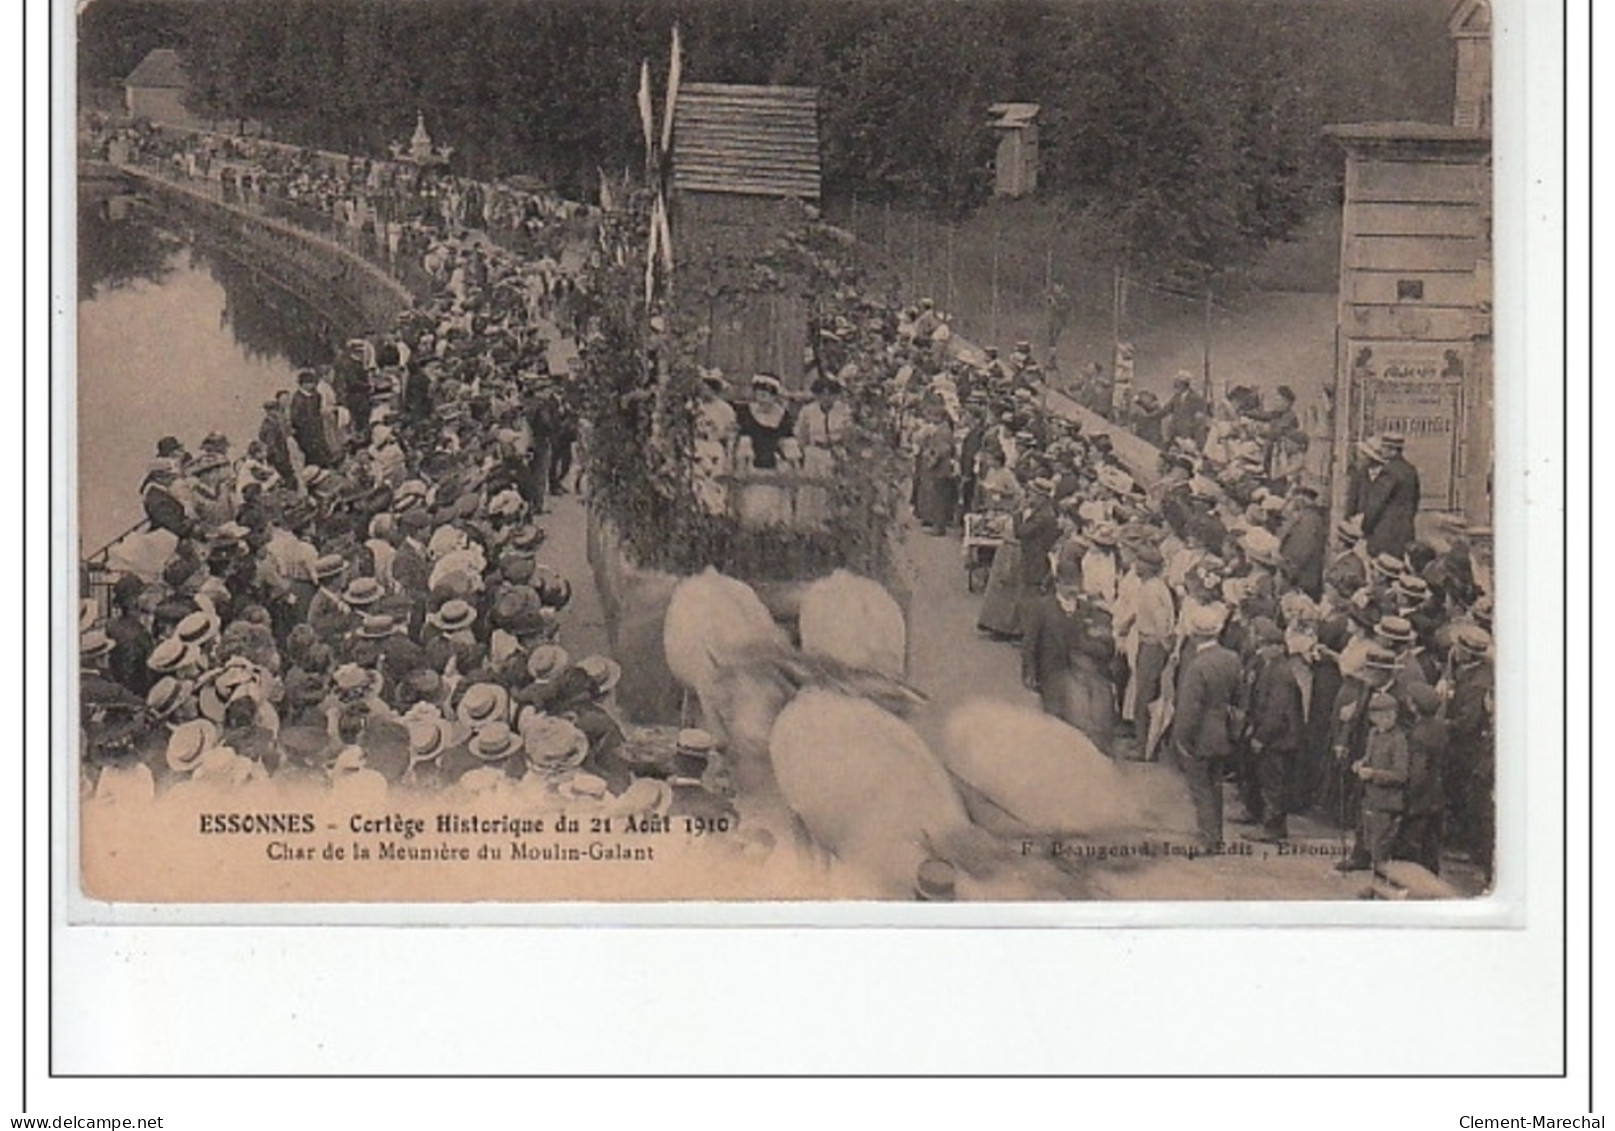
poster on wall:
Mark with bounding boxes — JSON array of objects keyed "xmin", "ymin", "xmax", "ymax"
[{"xmin": 1351, "ymin": 341, "xmax": 1466, "ymax": 510}]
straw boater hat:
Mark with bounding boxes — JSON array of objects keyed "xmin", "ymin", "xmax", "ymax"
[
  {"xmin": 146, "ymin": 637, "xmax": 195, "ymax": 675},
  {"xmin": 1335, "ymin": 515, "xmax": 1365, "ymax": 543},
  {"xmin": 1392, "ymin": 575, "xmax": 1433, "ymax": 605},
  {"xmin": 1361, "ymin": 644, "xmax": 1401, "ymax": 672},
  {"xmin": 487, "ymin": 489, "xmax": 524, "ymax": 519},
  {"xmin": 1357, "ymin": 438, "xmax": 1387, "ymax": 464},
  {"xmin": 560, "ymin": 772, "xmax": 611, "ymax": 803},
  {"xmin": 165, "ymin": 718, "xmax": 220, "ymax": 774},
  {"xmin": 145, "ymin": 676, "xmax": 186, "ymax": 721},
  {"xmin": 526, "ymin": 644, "xmax": 570, "ymax": 683},
  {"xmin": 312, "ymin": 554, "xmax": 346, "ymax": 583},
  {"xmin": 1453, "ymin": 624, "xmax": 1493, "ymax": 656},
  {"xmin": 1371, "ymin": 552, "xmax": 1408, "ymax": 580},
  {"xmin": 1241, "ymin": 528, "xmax": 1284, "ymax": 569},
  {"xmin": 407, "ymin": 719, "xmax": 448, "ymax": 765},
  {"xmin": 197, "ymin": 664, "xmax": 254, "ymax": 722},
  {"xmin": 521, "ymin": 714, "xmax": 590, "ymax": 771},
  {"xmin": 577, "ymin": 655, "xmax": 623, "ymax": 695},
  {"xmin": 1379, "ymin": 432, "xmax": 1407, "ymax": 454},
  {"xmin": 1374, "ymin": 615, "xmax": 1418, "ymax": 646},
  {"xmin": 175, "ymin": 611, "xmax": 218, "ymax": 648},
  {"xmin": 750, "ymin": 373, "xmax": 783, "ymax": 395},
  {"xmin": 428, "ymin": 598, "xmax": 478, "ymax": 633},
  {"xmin": 469, "ymin": 721, "xmax": 524, "ymax": 762},
  {"xmin": 80, "ymin": 629, "xmax": 115, "ymax": 662},
  {"xmin": 677, "ymin": 728, "xmax": 717, "ymax": 755},
  {"xmin": 1184, "ymin": 602, "xmax": 1227, "ymax": 638},
  {"xmin": 357, "ymin": 614, "xmax": 399, "ymax": 640},
  {"xmin": 610, "ymin": 777, "xmax": 674, "ymax": 820},
  {"xmin": 332, "ymin": 664, "xmax": 382, "ymax": 702},
  {"xmin": 343, "ymin": 577, "xmax": 386, "ymax": 607},
  {"xmin": 394, "ymin": 480, "xmax": 430, "ymax": 512}
]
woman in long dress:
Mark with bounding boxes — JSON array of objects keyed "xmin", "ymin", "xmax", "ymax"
[
  {"xmin": 977, "ymin": 477, "xmax": 1058, "ymax": 640},
  {"xmin": 793, "ymin": 377, "xmax": 852, "ymax": 527},
  {"xmin": 692, "ymin": 369, "xmax": 738, "ymax": 516},
  {"xmin": 911, "ymin": 406, "xmax": 957, "ymax": 534}
]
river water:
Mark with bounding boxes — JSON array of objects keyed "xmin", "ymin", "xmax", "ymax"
[{"xmin": 76, "ymin": 192, "xmax": 337, "ymax": 552}]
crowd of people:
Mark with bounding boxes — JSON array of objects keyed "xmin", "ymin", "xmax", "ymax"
[
  {"xmin": 77, "ymin": 124, "xmax": 734, "ymax": 826},
  {"xmin": 78, "ymin": 115, "xmax": 1497, "ymax": 890}
]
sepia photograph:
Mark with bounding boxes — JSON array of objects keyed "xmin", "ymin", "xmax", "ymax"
[{"xmin": 71, "ymin": 0, "xmax": 1501, "ymax": 906}]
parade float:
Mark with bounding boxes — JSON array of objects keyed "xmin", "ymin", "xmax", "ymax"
[{"xmin": 573, "ymin": 188, "xmax": 915, "ymax": 723}]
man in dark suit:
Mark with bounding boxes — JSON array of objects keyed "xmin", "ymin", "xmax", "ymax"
[
  {"xmin": 1240, "ymin": 617, "xmax": 1307, "ymax": 842},
  {"xmin": 1278, "ymin": 485, "xmax": 1328, "ymax": 600},
  {"xmin": 1015, "ymin": 480, "xmax": 1063, "ymax": 595},
  {"xmin": 1162, "ymin": 375, "xmax": 1208, "ymax": 449},
  {"xmin": 1172, "ymin": 603, "xmax": 1244, "ymax": 847},
  {"xmin": 1359, "ymin": 433, "xmax": 1421, "ymax": 557}
]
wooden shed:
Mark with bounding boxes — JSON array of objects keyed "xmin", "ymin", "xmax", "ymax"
[
  {"xmin": 671, "ymin": 83, "xmax": 822, "ymax": 389},
  {"xmin": 1326, "ymin": 125, "xmax": 1490, "ymax": 522},
  {"xmin": 988, "ymin": 102, "xmax": 1040, "ymax": 199}
]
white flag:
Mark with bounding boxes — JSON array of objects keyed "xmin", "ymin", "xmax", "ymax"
[
  {"xmin": 660, "ymin": 24, "xmax": 683, "ymax": 161},
  {"xmin": 637, "ymin": 60, "xmax": 656, "ymax": 170}
]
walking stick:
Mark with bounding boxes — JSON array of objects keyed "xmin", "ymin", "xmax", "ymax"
[{"xmin": 1338, "ymin": 754, "xmax": 1349, "ymax": 855}]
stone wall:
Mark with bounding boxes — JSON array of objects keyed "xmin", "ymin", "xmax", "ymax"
[{"xmin": 122, "ymin": 167, "xmax": 414, "ymax": 335}]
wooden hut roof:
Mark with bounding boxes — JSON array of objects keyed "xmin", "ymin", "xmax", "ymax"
[
  {"xmin": 672, "ymin": 83, "xmax": 821, "ymax": 200},
  {"xmin": 124, "ymin": 48, "xmax": 188, "ymax": 89}
]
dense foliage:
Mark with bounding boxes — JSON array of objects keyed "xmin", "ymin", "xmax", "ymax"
[{"xmin": 82, "ymin": 0, "xmax": 1456, "ymax": 279}]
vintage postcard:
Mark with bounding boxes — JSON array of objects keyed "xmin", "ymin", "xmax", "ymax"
[{"xmin": 71, "ymin": 0, "xmax": 1501, "ymax": 906}]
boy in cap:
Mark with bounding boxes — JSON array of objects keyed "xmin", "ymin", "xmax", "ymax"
[
  {"xmin": 1322, "ymin": 643, "xmax": 1399, "ymax": 840},
  {"xmin": 1339, "ymin": 692, "xmax": 1409, "ymax": 875}
]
